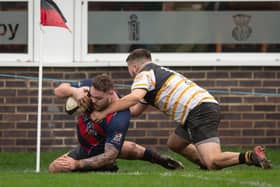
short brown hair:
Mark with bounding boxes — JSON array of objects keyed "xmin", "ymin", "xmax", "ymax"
[
  {"xmin": 91, "ymin": 74, "xmax": 113, "ymax": 92},
  {"xmin": 126, "ymin": 48, "xmax": 152, "ymax": 63}
]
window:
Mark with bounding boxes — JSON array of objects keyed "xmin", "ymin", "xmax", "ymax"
[
  {"xmin": 1, "ymin": 1, "xmax": 278, "ymax": 65},
  {"xmin": 87, "ymin": 1, "xmax": 280, "ymax": 53},
  {"xmin": 0, "ymin": 1, "xmax": 28, "ymax": 53}
]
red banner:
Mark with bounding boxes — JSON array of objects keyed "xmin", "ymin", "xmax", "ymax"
[{"xmin": 40, "ymin": 0, "xmax": 68, "ymax": 29}]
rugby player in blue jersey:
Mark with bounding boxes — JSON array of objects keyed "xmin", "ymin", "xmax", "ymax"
[
  {"xmin": 91, "ymin": 49, "xmax": 272, "ymax": 170},
  {"xmin": 48, "ymin": 74, "xmax": 183, "ymax": 173}
]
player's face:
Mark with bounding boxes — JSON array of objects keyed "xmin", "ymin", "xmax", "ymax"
[
  {"xmin": 127, "ymin": 62, "xmax": 137, "ymax": 78},
  {"xmin": 89, "ymin": 87, "xmax": 111, "ymax": 111}
]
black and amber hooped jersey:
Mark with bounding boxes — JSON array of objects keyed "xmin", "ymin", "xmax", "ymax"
[{"xmin": 131, "ymin": 63, "xmax": 218, "ymax": 125}]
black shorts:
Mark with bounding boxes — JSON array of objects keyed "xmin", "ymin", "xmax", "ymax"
[
  {"xmin": 67, "ymin": 146, "xmax": 90, "ymax": 160},
  {"xmin": 175, "ymin": 102, "xmax": 220, "ymax": 144},
  {"xmin": 67, "ymin": 146, "xmax": 119, "ymax": 172}
]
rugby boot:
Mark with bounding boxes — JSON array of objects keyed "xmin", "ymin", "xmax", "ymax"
[
  {"xmin": 246, "ymin": 145, "xmax": 272, "ymax": 169},
  {"xmin": 144, "ymin": 148, "xmax": 184, "ymax": 170},
  {"xmin": 161, "ymin": 155, "xmax": 185, "ymax": 170}
]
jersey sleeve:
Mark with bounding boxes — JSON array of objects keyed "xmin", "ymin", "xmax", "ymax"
[
  {"xmin": 70, "ymin": 79, "xmax": 91, "ymax": 88},
  {"xmin": 105, "ymin": 110, "xmax": 131, "ymax": 151},
  {"xmin": 131, "ymin": 70, "xmax": 156, "ymax": 91}
]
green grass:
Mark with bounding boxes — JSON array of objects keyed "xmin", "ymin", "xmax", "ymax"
[{"xmin": 0, "ymin": 148, "xmax": 280, "ymax": 187}]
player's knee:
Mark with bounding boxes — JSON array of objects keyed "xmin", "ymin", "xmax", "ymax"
[
  {"xmin": 126, "ymin": 142, "xmax": 136, "ymax": 150},
  {"xmin": 125, "ymin": 142, "xmax": 144, "ymax": 158},
  {"xmin": 167, "ymin": 135, "xmax": 188, "ymax": 154},
  {"xmin": 204, "ymin": 158, "xmax": 221, "ymax": 170},
  {"xmin": 129, "ymin": 142, "xmax": 143, "ymax": 157},
  {"xmin": 167, "ymin": 141, "xmax": 182, "ymax": 153}
]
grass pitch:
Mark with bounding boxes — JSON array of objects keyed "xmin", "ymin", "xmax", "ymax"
[{"xmin": 0, "ymin": 148, "xmax": 279, "ymax": 187}]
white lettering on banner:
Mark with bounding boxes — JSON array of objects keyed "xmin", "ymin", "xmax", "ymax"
[
  {"xmin": 88, "ymin": 11, "xmax": 280, "ymax": 44},
  {"xmin": 0, "ymin": 24, "xmax": 19, "ymax": 40},
  {"xmin": 0, "ymin": 11, "xmax": 27, "ymax": 44}
]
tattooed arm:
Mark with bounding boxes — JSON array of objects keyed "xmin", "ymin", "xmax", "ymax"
[
  {"xmin": 48, "ymin": 141, "xmax": 120, "ymax": 173},
  {"xmin": 77, "ymin": 143, "xmax": 119, "ymax": 171}
]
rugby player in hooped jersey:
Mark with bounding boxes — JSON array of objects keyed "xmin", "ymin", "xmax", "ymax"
[
  {"xmin": 91, "ymin": 48, "xmax": 272, "ymax": 170},
  {"xmin": 48, "ymin": 74, "xmax": 184, "ymax": 173}
]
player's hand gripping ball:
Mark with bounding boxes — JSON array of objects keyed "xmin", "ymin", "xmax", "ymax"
[{"xmin": 65, "ymin": 96, "xmax": 90, "ymax": 115}]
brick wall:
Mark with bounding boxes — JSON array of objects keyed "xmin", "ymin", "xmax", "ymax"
[{"xmin": 0, "ymin": 66, "xmax": 280, "ymax": 152}]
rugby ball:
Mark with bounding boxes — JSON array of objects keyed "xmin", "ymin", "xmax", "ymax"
[{"xmin": 65, "ymin": 96, "xmax": 80, "ymax": 115}]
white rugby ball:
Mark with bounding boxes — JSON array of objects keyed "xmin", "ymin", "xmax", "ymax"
[{"xmin": 65, "ymin": 96, "xmax": 80, "ymax": 115}]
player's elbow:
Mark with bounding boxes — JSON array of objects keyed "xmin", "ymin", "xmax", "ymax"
[
  {"xmin": 54, "ymin": 86, "xmax": 65, "ymax": 97},
  {"xmin": 54, "ymin": 83, "xmax": 71, "ymax": 98},
  {"xmin": 103, "ymin": 151, "xmax": 119, "ymax": 166},
  {"xmin": 104, "ymin": 159, "xmax": 117, "ymax": 166},
  {"xmin": 130, "ymin": 107, "xmax": 141, "ymax": 117},
  {"xmin": 130, "ymin": 103, "xmax": 146, "ymax": 117},
  {"xmin": 54, "ymin": 87, "xmax": 61, "ymax": 97}
]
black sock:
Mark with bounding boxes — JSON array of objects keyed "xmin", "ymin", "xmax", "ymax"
[
  {"xmin": 239, "ymin": 152, "xmax": 246, "ymax": 164},
  {"xmin": 143, "ymin": 148, "xmax": 179, "ymax": 170},
  {"xmin": 143, "ymin": 148, "xmax": 162, "ymax": 164}
]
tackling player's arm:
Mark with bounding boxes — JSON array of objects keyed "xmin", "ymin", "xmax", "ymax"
[
  {"xmin": 76, "ymin": 143, "xmax": 119, "ymax": 170},
  {"xmin": 130, "ymin": 102, "xmax": 148, "ymax": 117},
  {"xmin": 91, "ymin": 89, "xmax": 147, "ymax": 122},
  {"xmin": 109, "ymin": 88, "xmax": 147, "ymax": 112}
]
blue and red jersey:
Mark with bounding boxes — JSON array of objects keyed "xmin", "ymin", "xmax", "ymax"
[{"xmin": 71, "ymin": 79, "xmax": 130, "ymax": 156}]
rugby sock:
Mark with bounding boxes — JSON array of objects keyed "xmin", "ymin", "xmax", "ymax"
[
  {"xmin": 239, "ymin": 153, "xmax": 246, "ymax": 164},
  {"xmin": 239, "ymin": 151, "xmax": 253, "ymax": 164},
  {"xmin": 143, "ymin": 148, "xmax": 162, "ymax": 163}
]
